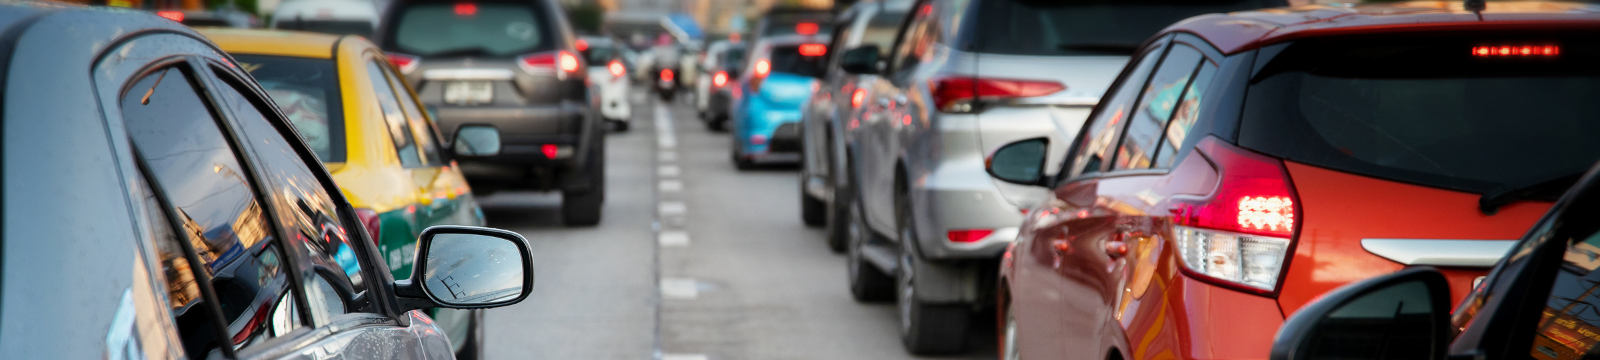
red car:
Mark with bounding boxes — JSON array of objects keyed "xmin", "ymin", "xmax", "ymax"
[{"xmin": 983, "ymin": 2, "xmax": 1600, "ymax": 360}]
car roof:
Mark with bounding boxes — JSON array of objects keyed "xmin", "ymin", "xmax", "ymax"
[
  {"xmin": 1168, "ymin": 1, "xmax": 1600, "ymax": 55},
  {"xmin": 198, "ymin": 27, "xmax": 343, "ymax": 59},
  {"xmin": 758, "ymin": 34, "xmax": 831, "ymax": 47}
]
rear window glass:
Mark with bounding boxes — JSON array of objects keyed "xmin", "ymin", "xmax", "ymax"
[
  {"xmin": 969, "ymin": 0, "xmax": 1276, "ymax": 56},
  {"xmin": 761, "ymin": 12, "xmax": 834, "ymax": 38},
  {"xmin": 391, "ymin": 3, "xmax": 548, "ymax": 58},
  {"xmin": 582, "ymin": 44, "xmax": 618, "ymax": 66},
  {"xmin": 275, "ymin": 20, "xmax": 374, "ymax": 38},
  {"xmin": 860, "ymin": 10, "xmax": 909, "ymax": 56},
  {"xmin": 724, "ymin": 47, "xmax": 746, "ymax": 69},
  {"xmin": 1240, "ymin": 33, "xmax": 1600, "ymax": 197},
  {"xmin": 768, "ymin": 45, "xmax": 828, "ymax": 78},
  {"xmin": 234, "ymin": 55, "xmax": 346, "ymax": 162}
]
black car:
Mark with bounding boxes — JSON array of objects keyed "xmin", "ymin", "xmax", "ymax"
[
  {"xmin": 377, "ymin": 0, "xmax": 606, "ymax": 226},
  {"xmin": 0, "ymin": 3, "xmax": 533, "ymax": 358},
  {"xmin": 1270, "ymin": 157, "xmax": 1600, "ymax": 360}
]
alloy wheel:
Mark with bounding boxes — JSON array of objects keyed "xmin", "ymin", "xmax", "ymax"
[{"xmin": 1003, "ymin": 303, "xmax": 1021, "ymax": 360}]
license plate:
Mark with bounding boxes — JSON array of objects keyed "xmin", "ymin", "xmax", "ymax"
[{"xmin": 444, "ymin": 81, "xmax": 492, "ymax": 105}]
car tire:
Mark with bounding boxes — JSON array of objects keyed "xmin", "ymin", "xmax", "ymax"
[
  {"xmin": 801, "ymin": 183, "xmax": 825, "ymax": 227},
  {"xmin": 823, "ymin": 151, "xmax": 849, "ymax": 253},
  {"xmin": 659, "ymin": 89, "xmax": 675, "ymax": 102},
  {"xmin": 562, "ymin": 141, "xmax": 605, "ymax": 226},
  {"xmin": 454, "ymin": 310, "xmax": 485, "ymax": 360},
  {"xmin": 847, "ymin": 184, "xmax": 894, "ymax": 302},
  {"xmin": 897, "ymin": 193, "xmax": 970, "ymax": 355},
  {"xmin": 708, "ymin": 116, "xmax": 726, "ymax": 131},
  {"xmin": 731, "ymin": 147, "xmax": 755, "ymax": 171},
  {"xmin": 611, "ymin": 119, "xmax": 630, "ymax": 132}
]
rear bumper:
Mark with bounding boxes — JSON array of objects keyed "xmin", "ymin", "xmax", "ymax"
[
  {"xmin": 435, "ymin": 103, "xmax": 599, "ymax": 191},
  {"xmin": 909, "ymin": 141, "xmax": 1033, "ymax": 260},
  {"xmin": 598, "ymin": 82, "xmax": 631, "ymax": 121}
]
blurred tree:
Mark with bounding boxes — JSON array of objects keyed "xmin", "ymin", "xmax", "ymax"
[{"xmin": 567, "ymin": 2, "xmax": 604, "ymax": 34}]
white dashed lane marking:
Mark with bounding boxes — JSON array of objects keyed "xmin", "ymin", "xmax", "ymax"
[
  {"xmin": 661, "ymin": 354, "xmax": 709, "ymax": 360},
  {"xmin": 659, "ymin": 201, "xmax": 686, "ymax": 216},
  {"xmin": 659, "ymin": 165, "xmax": 681, "ymax": 177},
  {"xmin": 660, "ymin": 278, "xmax": 699, "ymax": 299},
  {"xmin": 659, "ymin": 151, "xmax": 677, "ymax": 162},
  {"xmin": 658, "ymin": 230, "xmax": 690, "ymax": 247},
  {"xmin": 659, "ymin": 179, "xmax": 683, "ymax": 192}
]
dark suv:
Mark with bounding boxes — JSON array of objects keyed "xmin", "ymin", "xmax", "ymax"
[{"xmin": 378, "ymin": 0, "xmax": 605, "ymax": 226}]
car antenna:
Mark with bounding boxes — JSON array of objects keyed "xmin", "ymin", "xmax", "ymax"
[
  {"xmin": 1465, "ymin": 0, "xmax": 1486, "ymax": 19},
  {"xmin": 140, "ymin": 68, "xmax": 170, "ymax": 105}
]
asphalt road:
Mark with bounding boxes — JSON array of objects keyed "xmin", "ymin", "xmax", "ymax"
[{"xmin": 475, "ymin": 89, "xmax": 997, "ymax": 360}]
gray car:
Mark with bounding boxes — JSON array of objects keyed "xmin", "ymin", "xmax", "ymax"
[
  {"xmin": 0, "ymin": 3, "xmax": 535, "ymax": 359},
  {"xmin": 377, "ymin": 0, "xmax": 606, "ymax": 226},
  {"xmin": 836, "ymin": 0, "xmax": 1282, "ymax": 354},
  {"xmin": 796, "ymin": 0, "xmax": 911, "ymax": 249}
]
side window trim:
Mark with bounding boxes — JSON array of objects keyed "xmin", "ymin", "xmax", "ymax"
[{"xmin": 1054, "ymin": 35, "xmax": 1173, "ymax": 185}]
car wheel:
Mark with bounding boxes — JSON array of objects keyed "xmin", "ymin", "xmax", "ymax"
[
  {"xmin": 562, "ymin": 142, "xmax": 605, "ymax": 226},
  {"xmin": 847, "ymin": 185, "xmax": 894, "ymax": 302},
  {"xmin": 897, "ymin": 194, "xmax": 970, "ymax": 355},
  {"xmin": 801, "ymin": 177, "xmax": 825, "ymax": 227},
  {"xmin": 731, "ymin": 146, "xmax": 755, "ymax": 170},
  {"xmin": 824, "ymin": 152, "xmax": 849, "ymax": 253},
  {"xmin": 659, "ymin": 89, "xmax": 675, "ymax": 101},
  {"xmin": 1002, "ymin": 301, "xmax": 1021, "ymax": 360},
  {"xmin": 610, "ymin": 119, "xmax": 630, "ymax": 132}
]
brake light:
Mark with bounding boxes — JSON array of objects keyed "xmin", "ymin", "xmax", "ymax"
[
  {"xmin": 518, "ymin": 51, "xmax": 580, "ymax": 76},
  {"xmin": 796, "ymin": 22, "xmax": 818, "ymax": 35},
  {"xmin": 559, "ymin": 51, "xmax": 579, "ymax": 72},
  {"xmin": 608, "ymin": 60, "xmax": 626, "ymax": 77},
  {"xmin": 541, "ymin": 144, "xmax": 558, "ymax": 159},
  {"xmin": 751, "ymin": 134, "xmax": 767, "ymax": 145},
  {"xmin": 930, "ymin": 76, "xmax": 1064, "ymax": 113},
  {"xmin": 1473, "ymin": 45, "xmax": 1558, "ymax": 57},
  {"xmin": 575, "ymin": 39, "xmax": 589, "ymax": 51},
  {"xmin": 454, "ymin": 3, "xmax": 477, "ymax": 16},
  {"xmin": 156, "ymin": 11, "xmax": 184, "ymax": 22},
  {"xmin": 660, "ymin": 69, "xmax": 674, "ymax": 82},
  {"xmin": 386, "ymin": 52, "xmax": 420, "ymax": 75},
  {"xmin": 1170, "ymin": 137, "xmax": 1298, "ymax": 293},
  {"xmin": 798, "ymin": 44, "xmax": 827, "ymax": 57},
  {"xmin": 947, "ymin": 229, "xmax": 994, "ymax": 243},
  {"xmin": 713, "ymin": 71, "xmax": 728, "ymax": 87},
  {"xmin": 355, "ymin": 208, "xmax": 382, "ymax": 247},
  {"xmin": 755, "ymin": 60, "xmax": 770, "ymax": 77},
  {"xmin": 851, "ymin": 88, "xmax": 867, "ymax": 108}
]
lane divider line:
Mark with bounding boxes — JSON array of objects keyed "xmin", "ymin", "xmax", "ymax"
[
  {"xmin": 659, "ymin": 165, "xmax": 681, "ymax": 177},
  {"xmin": 660, "ymin": 278, "xmax": 700, "ymax": 299},
  {"xmin": 661, "ymin": 354, "xmax": 709, "ymax": 360},
  {"xmin": 659, "ymin": 179, "xmax": 684, "ymax": 192},
  {"xmin": 659, "ymin": 230, "xmax": 690, "ymax": 247}
]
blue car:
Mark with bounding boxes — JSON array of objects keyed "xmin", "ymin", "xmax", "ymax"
[{"xmin": 731, "ymin": 35, "xmax": 831, "ymax": 169}]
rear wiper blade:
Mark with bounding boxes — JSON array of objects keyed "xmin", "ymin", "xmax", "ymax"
[{"xmin": 1479, "ymin": 170, "xmax": 1587, "ymax": 215}]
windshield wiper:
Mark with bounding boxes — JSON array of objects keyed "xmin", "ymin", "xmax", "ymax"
[
  {"xmin": 1479, "ymin": 170, "xmax": 1587, "ymax": 215},
  {"xmin": 1056, "ymin": 44, "xmax": 1140, "ymax": 55}
]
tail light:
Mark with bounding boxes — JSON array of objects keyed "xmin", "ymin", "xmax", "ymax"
[
  {"xmin": 575, "ymin": 39, "xmax": 589, "ymax": 51},
  {"xmin": 156, "ymin": 11, "xmax": 184, "ymax": 22},
  {"xmin": 1170, "ymin": 137, "xmax": 1298, "ymax": 294},
  {"xmin": 387, "ymin": 52, "xmax": 420, "ymax": 75},
  {"xmin": 750, "ymin": 134, "xmax": 767, "ymax": 145},
  {"xmin": 947, "ymin": 229, "xmax": 994, "ymax": 243},
  {"xmin": 796, "ymin": 22, "xmax": 818, "ymax": 35},
  {"xmin": 751, "ymin": 60, "xmax": 771, "ymax": 91},
  {"xmin": 660, "ymin": 69, "xmax": 674, "ymax": 82},
  {"xmin": 930, "ymin": 76, "xmax": 1064, "ymax": 113},
  {"xmin": 850, "ymin": 88, "xmax": 867, "ymax": 108},
  {"xmin": 518, "ymin": 51, "xmax": 581, "ymax": 78},
  {"xmin": 454, "ymin": 3, "xmax": 477, "ymax": 16},
  {"xmin": 798, "ymin": 44, "xmax": 827, "ymax": 57},
  {"xmin": 713, "ymin": 71, "xmax": 728, "ymax": 87},
  {"xmin": 608, "ymin": 60, "xmax": 626, "ymax": 77},
  {"xmin": 355, "ymin": 208, "xmax": 382, "ymax": 247}
]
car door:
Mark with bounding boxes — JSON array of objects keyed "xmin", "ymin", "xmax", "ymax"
[{"xmin": 862, "ymin": 0, "xmax": 937, "ymax": 232}]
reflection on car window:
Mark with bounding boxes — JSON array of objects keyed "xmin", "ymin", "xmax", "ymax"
[
  {"xmin": 235, "ymin": 55, "xmax": 346, "ymax": 162},
  {"xmin": 1153, "ymin": 62, "xmax": 1217, "ymax": 168},
  {"xmin": 1067, "ymin": 44, "xmax": 1163, "ymax": 179},
  {"xmin": 368, "ymin": 60, "xmax": 424, "ymax": 167},
  {"xmin": 122, "ymin": 66, "xmax": 297, "ymax": 353},
  {"xmin": 1115, "ymin": 44, "xmax": 1202, "ymax": 170},
  {"xmin": 379, "ymin": 63, "xmax": 443, "ymax": 165},
  {"xmin": 1531, "ymin": 187, "xmax": 1600, "ymax": 360}
]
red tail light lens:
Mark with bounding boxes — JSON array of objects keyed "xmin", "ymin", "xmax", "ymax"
[
  {"xmin": 355, "ymin": 208, "xmax": 382, "ymax": 247},
  {"xmin": 798, "ymin": 44, "xmax": 827, "ymax": 57},
  {"xmin": 559, "ymin": 51, "xmax": 580, "ymax": 72},
  {"xmin": 660, "ymin": 69, "xmax": 674, "ymax": 82},
  {"xmin": 947, "ymin": 229, "xmax": 994, "ymax": 243},
  {"xmin": 541, "ymin": 144, "xmax": 558, "ymax": 159},
  {"xmin": 754, "ymin": 60, "xmax": 771, "ymax": 78},
  {"xmin": 796, "ymin": 22, "xmax": 818, "ymax": 35},
  {"xmin": 1473, "ymin": 45, "xmax": 1558, "ymax": 57},
  {"xmin": 930, "ymin": 76, "xmax": 1065, "ymax": 113},
  {"xmin": 750, "ymin": 134, "xmax": 768, "ymax": 145},
  {"xmin": 713, "ymin": 71, "xmax": 728, "ymax": 87},
  {"xmin": 608, "ymin": 60, "xmax": 626, "ymax": 77},
  {"xmin": 851, "ymin": 88, "xmax": 867, "ymax": 108},
  {"xmin": 157, "ymin": 11, "xmax": 184, "ymax": 22},
  {"xmin": 454, "ymin": 3, "xmax": 477, "ymax": 16},
  {"xmin": 518, "ymin": 51, "xmax": 580, "ymax": 76},
  {"xmin": 1171, "ymin": 137, "xmax": 1298, "ymax": 293},
  {"xmin": 575, "ymin": 39, "xmax": 589, "ymax": 51},
  {"xmin": 386, "ymin": 52, "xmax": 420, "ymax": 75}
]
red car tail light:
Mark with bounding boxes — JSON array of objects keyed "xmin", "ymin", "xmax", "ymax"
[
  {"xmin": 713, "ymin": 71, "xmax": 728, "ymax": 87},
  {"xmin": 541, "ymin": 144, "xmax": 559, "ymax": 159},
  {"xmin": 386, "ymin": 52, "xmax": 420, "ymax": 75},
  {"xmin": 1170, "ymin": 137, "xmax": 1299, "ymax": 293},
  {"xmin": 355, "ymin": 208, "xmax": 382, "ymax": 247},
  {"xmin": 1472, "ymin": 45, "xmax": 1558, "ymax": 57},
  {"xmin": 660, "ymin": 69, "xmax": 674, "ymax": 82},
  {"xmin": 930, "ymin": 76, "xmax": 1064, "ymax": 113},
  {"xmin": 157, "ymin": 11, "xmax": 184, "ymax": 22},
  {"xmin": 454, "ymin": 3, "xmax": 477, "ymax": 16},
  {"xmin": 751, "ymin": 134, "xmax": 768, "ymax": 145},
  {"xmin": 851, "ymin": 88, "xmax": 867, "ymax": 108},
  {"xmin": 575, "ymin": 39, "xmax": 589, "ymax": 51},
  {"xmin": 798, "ymin": 44, "xmax": 827, "ymax": 57},
  {"xmin": 608, "ymin": 60, "xmax": 626, "ymax": 77},
  {"xmin": 947, "ymin": 229, "xmax": 994, "ymax": 243},
  {"xmin": 796, "ymin": 22, "xmax": 818, "ymax": 35},
  {"xmin": 751, "ymin": 60, "xmax": 771, "ymax": 91},
  {"xmin": 518, "ymin": 51, "xmax": 580, "ymax": 76}
]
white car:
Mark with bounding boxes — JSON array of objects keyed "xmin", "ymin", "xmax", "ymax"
[
  {"xmin": 582, "ymin": 36, "xmax": 634, "ymax": 130},
  {"xmin": 271, "ymin": 0, "xmax": 381, "ymax": 38}
]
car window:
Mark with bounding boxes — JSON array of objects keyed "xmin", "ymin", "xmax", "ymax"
[
  {"xmin": 889, "ymin": 0, "xmax": 938, "ymax": 83},
  {"xmin": 367, "ymin": 59, "xmax": 425, "ymax": 167},
  {"xmin": 122, "ymin": 66, "xmax": 298, "ymax": 353},
  {"xmin": 1114, "ymin": 44, "xmax": 1204, "ymax": 170},
  {"xmin": 1064, "ymin": 43, "xmax": 1165, "ymax": 179},
  {"xmin": 1154, "ymin": 62, "xmax": 1218, "ymax": 168},
  {"xmin": 862, "ymin": 9, "xmax": 910, "ymax": 58},
  {"xmin": 391, "ymin": 3, "xmax": 550, "ymax": 58},
  {"xmin": 211, "ymin": 70, "xmax": 374, "ymax": 324},
  {"xmin": 965, "ymin": 0, "xmax": 1274, "ymax": 56},
  {"xmin": 234, "ymin": 55, "xmax": 346, "ymax": 162},
  {"xmin": 769, "ymin": 45, "xmax": 830, "ymax": 78},
  {"xmin": 377, "ymin": 60, "xmax": 443, "ymax": 166},
  {"xmin": 1528, "ymin": 187, "xmax": 1600, "ymax": 360},
  {"xmin": 826, "ymin": 20, "xmax": 854, "ymax": 72},
  {"xmin": 275, "ymin": 19, "xmax": 375, "ymax": 38}
]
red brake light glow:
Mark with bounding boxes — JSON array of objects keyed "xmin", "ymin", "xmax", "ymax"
[
  {"xmin": 713, "ymin": 71, "xmax": 729, "ymax": 87},
  {"xmin": 947, "ymin": 229, "xmax": 994, "ymax": 243},
  {"xmin": 798, "ymin": 44, "xmax": 827, "ymax": 57},
  {"xmin": 559, "ymin": 51, "xmax": 579, "ymax": 72},
  {"xmin": 755, "ymin": 60, "xmax": 771, "ymax": 77},
  {"xmin": 1172, "ymin": 137, "xmax": 1299, "ymax": 238},
  {"xmin": 541, "ymin": 144, "xmax": 559, "ymax": 159},
  {"xmin": 157, "ymin": 11, "xmax": 184, "ymax": 22},
  {"xmin": 1473, "ymin": 45, "xmax": 1558, "ymax": 57},
  {"xmin": 751, "ymin": 134, "xmax": 768, "ymax": 145},
  {"xmin": 661, "ymin": 69, "xmax": 674, "ymax": 82},
  {"xmin": 387, "ymin": 52, "xmax": 420, "ymax": 75},
  {"xmin": 796, "ymin": 23, "xmax": 818, "ymax": 35},
  {"xmin": 575, "ymin": 39, "xmax": 589, "ymax": 51},
  {"xmin": 930, "ymin": 77, "xmax": 1065, "ymax": 113},
  {"xmin": 519, "ymin": 51, "xmax": 579, "ymax": 75},
  {"xmin": 455, "ymin": 3, "xmax": 477, "ymax": 16},
  {"xmin": 851, "ymin": 88, "xmax": 867, "ymax": 108},
  {"xmin": 609, "ymin": 60, "xmax": 626, "ymax": 77}
]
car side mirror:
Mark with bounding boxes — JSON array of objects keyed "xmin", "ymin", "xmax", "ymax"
[
  {"xmin": 394, "ymin": 226, "xmax": 534, "ymax": 311},
  {"xmin": 987, "ymin": 138, "xmax": 1051, "ymax": 186},
  {"xmin": 840, "ymin": 46, "xmax": 881, "ymax": 75},
  {"xmin": 453, "ymin": 125, "xmax": 501, "ymax": 157},
  {"xmin": 1271, "ymin": 267, "xmax": 1452, "ymax": 360}
]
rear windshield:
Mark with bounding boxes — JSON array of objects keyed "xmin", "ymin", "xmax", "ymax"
[
  {"xmin": 582, "ymin": 44, "xmax": 618, "ymax": 66},
  {"xmin": 861, "ymin": 10, "xmax": 909, "ymax": 56},
  {"xmin": 723, "ymin": 47, "xmax": 746, "ymax": 68},
  {"xmin": 276, "ymin": 19, "xmax": 374, "ymax": 38},
  {"xmin": 761, "ymin": 12, "xmax": 834, "ymax": 38},
  {"xmin": 391, "ymin": 3, "xmax": 550, "ymax": 58},
  {"xmin": 969, "ymin": 0, "xmax": 1276, "ymax": 56},
  {"xmin": 1239, "ymin": 33, "xmax": 1600, "ymax": 197},
  {"xmin": 234, "ymin": 55, "xmax": 346, "ymax": 162},
  {"xmin": 768, "ymin": 45, "xmax": 827, "ymax": 78}
]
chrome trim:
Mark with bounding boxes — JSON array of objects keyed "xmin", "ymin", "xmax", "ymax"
[
  {"xmin": 422, "ymin": 68, "xmax": 516, "ymax": 81},
  {"xmin": 1360, "ymin": 239, "xmax": 1516, "ymax": 268}
]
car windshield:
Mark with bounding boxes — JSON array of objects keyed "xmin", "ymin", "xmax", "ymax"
[
  {"xmin": 767, "ymin": 44, "xmax": 827, "ymax": 78},
  {"xmin": 1239, "ymin": 33, "xmax": 1600, "ymax": 197},
  {"xmin": 233, "ymin": 55, "xmax": 346, "ymax": 162},
  {"xmin": 391, "ymin": 3, "xmax": 549, "ymax": 58},
  {"xmin": 969, "ymin": 0, "xmax": 1277, "ymax": 56},
  {"xmin": 275, "ymin": 19, "xmax": 374, "ymax": 38}
]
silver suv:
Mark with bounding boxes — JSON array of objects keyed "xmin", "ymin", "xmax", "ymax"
[{"xmin": 836, "ymin": 0, "xmax": 1281, "ymax": 354}]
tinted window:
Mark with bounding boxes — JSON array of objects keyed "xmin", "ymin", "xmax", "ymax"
[
  {"xmin": 968, "ymin": 0, "xmax": 1275, "ymax": 56},
  {"xmin": 276, "ymin": 20, "xmax": 374, "ymax": 38},
  {"xmin": 889, "ymin": 1, "xmax": 938, "ymax": 82},
  {"xmin": 368, "ymin": 60, "xmax": 424, "ymax": 167},
  {"xmin": 862, "ymin": 10, "xmax": 910, "ymax": 57},
  {"xmin": 1115, "ymin": 44, "xmax": 1203, "ymax": 170},
  {"xmin": 235, "ymin": 55, "xmax": 346, "ymax": 162},
  {"xmin": 392, "ymin": 3, "xmax": 548, "ymax": 58},
  {"xmin": 122, "ymin": 66, "xmax": 294, "ymax": 351},
  {"xmin": 723, "ymin": 47, "xmax": 746, "ymax": 70},
  {"xmin": 769, "ymin": 45, "xmax": 829, "ymax": 78},
  {"xmin": 1065, "ymin": 44, "xmax": 1164, "ymax": 179},
  {"xmin": 1154, "ymin": 62, "xmax": 1217, "ymax": 168},
  {"xmin": 582, "ymin": 44, "xmax": 619, "ymax": 66},
  {"xmin": 379, "ymin": 63, "xmax": 443, "ymax": 165},
  {"xmin": 1240, "ymin": 34, "xmax": 1600, "ymax": 196},
  {"xmin": 1530, "ymin": 186, "xmax": 1600, "ymax": 360}
]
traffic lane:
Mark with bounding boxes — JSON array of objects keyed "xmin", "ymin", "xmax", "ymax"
[
  {"xmin": 657, "ymin": 98, "xmax": 998, "ymax": 359},
  {"xmin": 475, "ymin": 96, "xmax": 657, "ymax": 360}
]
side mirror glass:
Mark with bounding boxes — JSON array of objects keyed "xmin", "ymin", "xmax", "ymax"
[
  {"xmin": 840, "ymin": 46, "xmax": 881, "ymax": 75},
  {"xmin": 411, "ymin": 226, "xmax": 533, "ymax": 308},
  {"xmin": 454, "ymin": 125, "xmax": 502, "ymax": 157},
  {"xmin": 987, "ymin": 138, "xmax": 1049, "ymax": 185},
  {"xmin": 1271, "ymin": 267, "xmax": 1451, "ymax": 360}
]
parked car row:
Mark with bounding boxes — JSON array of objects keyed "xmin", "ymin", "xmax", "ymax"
[{"xmin": 753, "ymin": 0, "xmax": 1600, "ymax": 358}]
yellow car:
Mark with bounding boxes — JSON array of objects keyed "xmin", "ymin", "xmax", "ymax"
[{"xmin": 200, "ymin": 28, "xmax": 490, "ymax": 359}]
